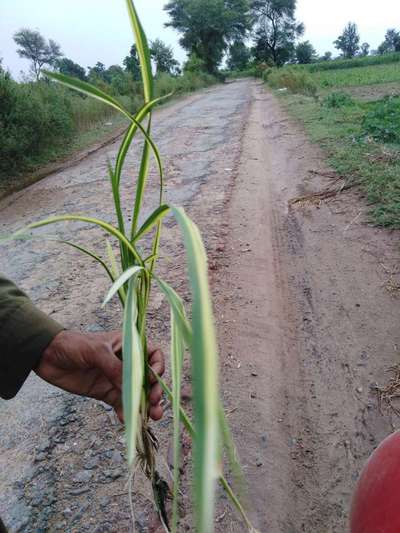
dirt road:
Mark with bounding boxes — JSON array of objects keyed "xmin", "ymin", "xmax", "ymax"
[{"xmin": 1, "ymin": 79, "xmax": 399, "ymax": 532}]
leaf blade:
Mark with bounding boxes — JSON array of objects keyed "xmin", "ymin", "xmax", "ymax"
[{"xmin": 171, "ymin": 206, "xmax": 220, "ymax": 533}]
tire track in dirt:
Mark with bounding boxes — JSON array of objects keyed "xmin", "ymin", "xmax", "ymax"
[{"xmin": 214, "ymin": 83, "xmax": 400, "ymax": 533}]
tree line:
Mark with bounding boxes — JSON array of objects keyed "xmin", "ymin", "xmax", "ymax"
[
  {"xmin": 164, "ymin": 0, "xmax": 400, "ymax": 70},
  {"xmin": 3, "ymin": 1, "xmax": 400, "ymax": 83}
]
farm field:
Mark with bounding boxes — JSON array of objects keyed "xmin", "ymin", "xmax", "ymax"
[{"xmin": 312, "ymin": 62, "xmax": 400, "ymax": 88}]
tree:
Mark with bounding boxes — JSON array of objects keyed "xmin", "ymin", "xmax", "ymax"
[
  {"xmin": 295, "ymin": 40, "xmax": 316, "ymax": 64},
  {"xmin": 164, "ymin": 0, "xmax": 251, "ymax": 74},
  {"xmin": 123, "ymin": 45, "xmax": 141, "ymax": 80},
  {"xmin": 227, "ymin": 40, "xmax": 251, "ymax": 70},
  {"xmin": 88, "ymin": 61, "xmax": 106, "ymax": 82},
  {"xmin": 378, "ymin": 29, "xmax": 400, "ymax": 54},
  {"xmin": 150, "ymin": 39, "xmax": 179, "ymax": 75},
  {"xmin": 334, "ymin": 22, "xmax": 360, "ymax": 59},
  {"xmin": 13, "ymin": 29, "xmax": 63, "ymax": 80},
  {"xmin": 360, "ymin": 42, "xmax": 370, "ymax": 57},
  {"xmin": 252, "ymin": 0, "xmax": 304, "ymax": 66},
  {"xmin": 56, "ymin": 58, "xmax": 87, "ymax": 80},
  {"xmin": 320, "ymin": 51, "xmax": 332, "ymax": 61}
]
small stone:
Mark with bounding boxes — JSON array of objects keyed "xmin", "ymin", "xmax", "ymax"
[
  {"xmin": 100, "ymin": 497, "xmax": 111, "ymax": 507},
  {"xmin": 356, "ymin": 386, "xmax": 363, "ymax": 394},
  {"xmin": 111, "ymin": 450, "xmax": 123, "ymax": 465},
  {"xmin": 83, "ymin": 456, "xmax": 100, "ymax": 470},
  {"xmin": 256, "ymin": 458, "xmax": 263, "ymax": 467},
  {"xmin": 251, "ymin": 371, "xmax": 258, "ymax": 377},
  {"xmin": 73, "ymin": 470, "xmax": 93, "ymax": 483},
  {"xmin": 104, "ymin": 468, "xmax": 123, "ymax": 481},
  {"xmin": 250, "ymin": 392, "xmax": 257, "ymax": 399},
  {"xmin": 216, "ymin": 244, "xmax": 225, "ymax": 252},
  {"xmin": 37, "ymin": 439, "xmax": 51, "ymax": 453},
  {"xmin": 69, "ymin": 487, "xmax": 90, "ymax": 496}
]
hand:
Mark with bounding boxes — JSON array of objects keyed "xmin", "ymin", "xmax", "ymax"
[{"xmin": 35, "ymin": 331, "xmax": 165, "ymax": 422}]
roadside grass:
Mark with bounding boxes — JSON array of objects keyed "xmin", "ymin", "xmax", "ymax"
[{"xmin": 276, "ymin": 91, "xmax": 400, "ymax": 228}]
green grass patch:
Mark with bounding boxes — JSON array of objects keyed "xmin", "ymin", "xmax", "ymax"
[
  {"xmin": 277, "ymin": 90, "xmax": 400, "ymax": 228},
  {"xmin": 306, "ymin": 52, "xmax": 400, "ymax": 72},
  {"xmin": 311, "ymin": 63, "xmax": 400, "ymax": 88}
]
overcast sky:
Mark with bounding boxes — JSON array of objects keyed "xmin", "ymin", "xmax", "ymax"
[{"xmin": 1, "ymin": 0, "xmax": 399, "ymax": 78}]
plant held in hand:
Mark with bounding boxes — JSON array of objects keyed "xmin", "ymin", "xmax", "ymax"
[{"xmin": 5, "ymin": 2, "xmax": 258, "ymax": 531}]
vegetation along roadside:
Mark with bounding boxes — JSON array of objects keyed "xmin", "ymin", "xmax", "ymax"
[
  {"xmin": 0, "ymin": 40, "xmax": 217, "ymax": 198},
  {"xmin": 263, "ymin": 55, "xmax": 400, "ymax": 228}
]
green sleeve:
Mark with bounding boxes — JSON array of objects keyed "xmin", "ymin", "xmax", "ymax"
[{"xmin": 0, "ymin": 275, "xmax": 63, "ymax": 399}]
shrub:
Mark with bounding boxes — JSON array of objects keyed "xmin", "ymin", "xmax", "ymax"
[
  {"xmin": 154, "ymin": 71, "xmax": 216, "ymax": 98},
  {"xmin": 362, "ymin": 96, "xmax": 400, "ymax": 143},
  {"xmin": 268, "ymin": 67, "xmax": 318, "ymax": 97},
  {"xmin": 0, "ymin": 75, "xmax": 73, "ymax": 175},
  {"xmin": 323, "ymin": 91, "xmax": 354, "ymax": 108}
]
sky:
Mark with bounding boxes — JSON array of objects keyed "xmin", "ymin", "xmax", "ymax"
[{"xmin": 1, "ymin": 0, "xmax": 400, "ymax": 78}]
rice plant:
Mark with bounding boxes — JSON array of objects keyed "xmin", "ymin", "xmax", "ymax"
[{"xmin": 5, "ymin": 2, "xmax": 258, "ymax": 531}]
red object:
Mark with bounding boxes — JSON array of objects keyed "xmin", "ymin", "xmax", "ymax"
[{"xmin": 351, "ymin": 431, "xmax": 400, "ymax": 533}]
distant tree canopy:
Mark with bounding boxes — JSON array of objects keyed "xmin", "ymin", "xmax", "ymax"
[
  {"xmin": 295, "ymin": 40, "xmax": 316, "ymax": 64},
  {"xmin": 378, "ymin": 28, "xmax": 400, "ymax": 54},
  {"xmin": 320, "ymin": 51, "xmax": 333, "ymax": 61},
  {"xmin": 360, "ymin": 42, "xmax": 370, "ymax": 57},
  {"xmin": 88, "ymin": 61, "xmax": 106, "ymax": 81},
  {"xmin": 57, "ymin": 58, "xmax": 87, "ymax": 80},
  {"xmin": 227, "ymin": 40, "xmax": 251, "ymax": 70},
  {"xmin": 334, "ymin": 22, "xmax": 360, "ymax": 59},
  {"xmin": 123, "ymin": 45, "xmax": 141, "ymax": 80},
  {"xmin": 164, "ymin": 0, "xmax": 251, "ymax": 73},
  {"xmin": 150, "ymin": 39, "xmax": 180, "ymax": 75},
  {"xmin": 13, "ymin": 28, "xmax": 63, "ymax": 80},
  {"xmin": 252, "ymin": 0, "xmax": 304, "ymax": 66}
]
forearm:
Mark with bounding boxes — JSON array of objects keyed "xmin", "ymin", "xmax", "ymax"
[{"xmin": 0, "ymin": 275, "xmax": 63, "ymax": 399}]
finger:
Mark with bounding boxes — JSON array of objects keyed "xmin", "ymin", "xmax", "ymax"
[
  {"xmin": 149, "ymin": 383, "xmax": 163, "ymax": 406},
  {"xmin": 148, "ymin": 349, "xmax": 165, "ymax": 384},
  {"xmin": 150, "ymin": 404, "xmax": 163, "ymax": 421},
  {"xmin": 110, "ymin": 331, "xmax": 123, "ymax": 355},
  {"xmin": 93, "ymin": 347, "xmax": 123, "ymax": 391}
]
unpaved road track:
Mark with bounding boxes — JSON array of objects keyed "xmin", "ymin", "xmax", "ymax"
[{"xmin": 1, "ymin": 79, "xmax": 399, "ymax": 532}]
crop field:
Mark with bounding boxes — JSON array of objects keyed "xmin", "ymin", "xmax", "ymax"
[{"xmin": 311, "ymin": 62, "xmax": 400, "ymax": 88}]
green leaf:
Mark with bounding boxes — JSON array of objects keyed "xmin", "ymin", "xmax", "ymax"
[
  {"xmin": 114, "ymin": 94, "xmax": 172, "ymax": 188},
  {"xmin": 170, "ymin": 312, "xmax": 185, "ymax": 532},
  {"xmin": 151, "ymin": 370, "xmax": 259, "ymax": 532},
  {"xmin": 125, "ymin": 0, "xmax": 153, "ymax": 102},
  {"xmin": 171, "ymin": 207, "xmax": 220, "ymax": 533},
  {"xmin": 133, "ymin": 205, "xmax": 171, "ymax": 243},
  {"xmin": 123, "ymin": 272, "xmax": 145, "ymax": 466},
  {"xmin": 44, "ymin": 70, "xmax": 163, "ymax": 180},
  {"xmin": 44, "ymin": 70, "xmax": 132, "ymax": 119},
  {"xmin": 155, "ymin": 276, "xmax": 192, "ymax": 347},
  {"xmin": 130, "ymin": 117, "xmax": 152, "ymax": 239},
  {"xmin": 103, "ymin": 265, "xmax": 143, "ymax": 306},
  {"xmin": 9, "ymin": 215, "xmax": 143, "ymax": 266}
]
